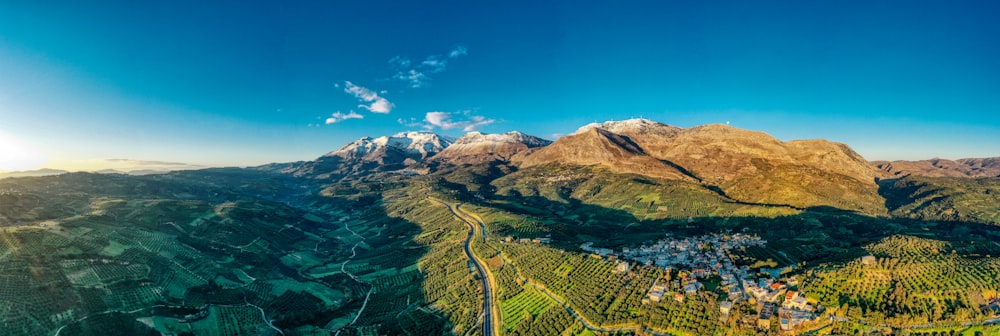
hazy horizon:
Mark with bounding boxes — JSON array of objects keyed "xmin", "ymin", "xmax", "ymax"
[
  {"xmin": 2, "ymin": 1, "xmax": 999, "ymax": 171},
  {"xmin": 3, "ymin": 119, "xmax": 999, "ymax": 174}
]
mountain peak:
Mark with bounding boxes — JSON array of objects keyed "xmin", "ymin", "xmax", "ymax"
[
  {"xmin": 873, "ymin": 156, "xmax": 1000, "ymax": 178},
  {"xmin": 326, "ymin": 131, "xmax": 454, "ymax": 160},
  {"xmin": 284, "ymin": 131, "xmax": 454, "ymax": 179},
  {"xmin": 516, "ymin": 125, "xmax": 694, "ymax": 181},
  {"xmin": 573, "ymin": 118, "xmax": 676, "ymax": 135},
  {"xmin": 452, "ymin": 131, "xmax": 549, "ymax": 146},
  {"xmin": 431, "ymin": 131, "xmax": 551, "ymax": 164}
]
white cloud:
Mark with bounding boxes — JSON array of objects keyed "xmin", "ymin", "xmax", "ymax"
[
  {"xmin": 448, "ymin": 46, "xmax": 467, "ymax": 58},
  {"xmin": 363, "ymin": 99, "xmax": 393, "ymax": 114},
  {"xmin": 421, "ymin": 57, "xmax": 447, "ymax": 73},
  {"xmin": 423, "ymin": 111, "xmax": 495, "ymax": 132},
  {"xmin": 390, "ymin": 46, "xmax": 467, "ymax": 88},
  {"xmin": 397, "ymin": 117, "xmax": 422, "ymax": 128},
  {"xmin": 343, "ymin": 81, "xmax": 393, "ymax": 113},
  {"xmin": 394, "ymin": 69, "xmax": 428, "ymax": 88},
  {"xmin": 325, "ymin": 111, "xmax": 364, "ymax": 124},
  {"xmin": 388, "ymin": 56, "xmax": 411, "ymax": 68}
]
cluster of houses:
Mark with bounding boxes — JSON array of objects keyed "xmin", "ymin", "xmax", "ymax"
[
  {"xmin": 582, "ymin": 233, "xmax": 766, "ymax": 284},
  {"xmin": 501, "ymin": 236, "xmax": 552, "ymax": 244},
  {"xmin": 742, "ymin": 278, "xmax": 818, "ymax": 330},
  {"xmin": 581, "ymin": 233, "xmax": 820, "ymax": 331},
  {"xmin": 987, "ymin": 297, "xmax": 1000, "ymax": 314}
]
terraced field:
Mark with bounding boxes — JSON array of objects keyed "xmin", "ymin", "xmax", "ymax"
[
  {"xmin": 803, "ymin": 235, "xmax": 1000, "ymax": 330},
  {"xmin": 500, "ymin": 286, "xmax": 555, "ymax": 331}
]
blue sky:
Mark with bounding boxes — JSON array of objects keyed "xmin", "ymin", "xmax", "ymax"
[{"xmin": 1, "ymin": 1, "xmax": 999, "ymax": 171}]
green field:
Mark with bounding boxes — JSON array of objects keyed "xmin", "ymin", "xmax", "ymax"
[
  {"xmin": 2, "ymin": 158, "xmax": 1000, "ymax": 335},
  {"xmin": 501, "ymin": 286, "xmax": 556, "ymax": 331}
]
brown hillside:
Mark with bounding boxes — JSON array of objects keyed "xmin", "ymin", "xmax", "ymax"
[
  {"xmin": 873, "ymin": 157, "xmax": 1000, "ymax": 178},
  {"xmin": 514, "ymin": 128, "xmax": 694, "ymax": 181},
  {"xmin": 515, "ymin": 120, "xmax": 883, "ymax": 213}
]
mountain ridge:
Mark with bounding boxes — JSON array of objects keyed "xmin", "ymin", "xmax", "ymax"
[
  {"xmin": 283, "ymin": 131, "xmax": 454, "ymax": 179},
  {"xmin": 430, "ymin": 131, "xmax": 551, "ymax": 165},
  {"xmin": 873, "ymin": 157, "xmax": 1000, "ymax": 178},
  {"xmin": 514, "ymin": 127, "xmax": 695, "ymax": 181},
  {"xmin": 254, "ymin": 118, "xmax": 992, "ymax": 218},
  {"xmin": 510, "ymin": 119, "xmax": 883, "ymax": 212}
]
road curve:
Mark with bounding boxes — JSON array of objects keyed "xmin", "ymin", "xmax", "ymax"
[
  {"xmin": 446, "ymin": 201, "xmax": 683, "ymax": 336},
  {"xmin": 461, "ymin": 206, "xmax": 677, "ymax": 336},
  {"xmin": 430, "ymin": 199, "xmax": 497, "ymax": 336}
]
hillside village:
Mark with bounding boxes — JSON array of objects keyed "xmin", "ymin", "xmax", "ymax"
[{"xmin": 581, "ymin": 233, "xmax": 821, "ymax": 331}]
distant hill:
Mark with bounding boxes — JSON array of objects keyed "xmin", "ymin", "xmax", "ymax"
[
  {"xmin": 0, "ymin": 168, "xmax": 189, "ymax": 180},
  {"xmin": 873, "ymin": 157, "xmax": 1000, "ymax": 178},
  {"xmin": 0, "ymin": 168, "xmax": 67, "ymax": 179},
  {"xmin": 125, "ymin": 169, "xmax": 171, "ymax": 176},
  {"xmin": 880, "ymin": 175, "xmax": 1000, "ymax": 225},
  {"xmin": 94, "ymin": 169, "xmax": 127, "ymax": 175}
]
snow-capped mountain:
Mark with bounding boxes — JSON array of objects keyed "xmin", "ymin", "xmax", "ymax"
[
  {"xmin": 430, "ymin": 131, "xmax": 551, "ymax": 165},
  {"xmin": 284, "ymin": 131, "xmax": 454, "ymax": 179},
  {"xmin": 325, "ymin": 131, "xmax": 455, "ymax": 160},
  {"xmin": 452, "ymin": 131, "xmax": 550, "ymax": 147},
  {"xmin": 572, "ymin": 118, "xmax": 682, "ymax": 137}
]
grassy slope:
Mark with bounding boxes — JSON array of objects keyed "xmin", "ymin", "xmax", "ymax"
[
  {"xmin": 491, "ymin": 164, "xmax": 801, "ymax": 220},
  {"xmin": 0, "ymin": 171, "xmax": 465, "ymax": 335},
  {"xmin": 881, "ymin": 176, "xmax": 1000, "ymax": 225}
]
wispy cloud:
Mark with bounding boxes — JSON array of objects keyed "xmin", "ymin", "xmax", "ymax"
[
  {"xmin": 397, "ymin": 117, "xmax": 423, "ymax": 128},
  {"xmin": 421, "ymin": 57, "xmax": 447, "ymax": 73},
  {"xmin": 448, "ymin": 46, "xmax": 467, "ymax": 58},
  {"xmin": 391, "ymin": 46, "xmax": 468, "ymax": 88},
  {"xmin": 326, "ymin": 111, "xmax": 364, "ymax": 124},
  {"xmin": 394, "ymin": 70, "xmax": 427, "ymax": 88},
  {"xmin": 388, "ymin": 56, "xmax": 411, "ymax": 68},
  {"xmin": 423, "ymin": 111, "xmax": 495, "ymax": 132},
  {"xmin": 343, "ymin": 81, "xmax": 393, "ymax": 113}
]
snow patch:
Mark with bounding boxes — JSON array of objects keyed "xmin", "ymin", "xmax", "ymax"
[
  {"xmin": 325, "ymin": 131, "xmax": 454, "ymax": 159},
  {"xmin": 573, "ymin": 118, "xmax": 675, "ymax": 135}
]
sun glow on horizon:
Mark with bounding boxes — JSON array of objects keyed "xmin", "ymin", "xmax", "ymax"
[
  {"xmin": 38, "ymin": 158, "xmax": 208, "ymax": 173},
  {"xmin": 0, "ymin": 131, "xmax": 48, "ymax": 172}
]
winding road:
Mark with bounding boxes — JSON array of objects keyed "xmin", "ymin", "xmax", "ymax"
[
  {"xmin": 430, "ymin": 199, "xmax": 498, "ymax": 336},
  {"xmin": 450, "ymin": 202, "xmax": 678, "ymax": 336}
]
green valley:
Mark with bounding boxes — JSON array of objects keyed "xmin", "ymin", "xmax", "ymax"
[{"xmin": 2, "ymin": 121, "xmax": 1000, "ymax": 336}]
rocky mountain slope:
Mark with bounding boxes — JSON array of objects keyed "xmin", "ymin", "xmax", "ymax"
[
  {"xmin": 282, "ymin": 131, "xmax": 454, "ymax": 179},
  {"xmin": 512, "ymin": 119, "xmax": 883, "ymax": 212},
  {"xmin": 258, "ymin": 118, "xmax": 994, "ymax": 220},
  {"xmin": 873, "ymin": 157, "xmax": 1000, "ymax": 178},
  {"xmin": 429, "ymin": 131, "xmax": 550, "ymax": 165},
  {"xmin": 513, "ymin": 127, "xmax": 695, "ymax": 181}
]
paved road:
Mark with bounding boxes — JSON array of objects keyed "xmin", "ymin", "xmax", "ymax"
[
  {"xmin": 431, "ymin": 199, "xmax": 497, "ymax": 336},
  {"xmin": 451, "ymin": 203, "xmax": 677, "ymax": 336}
]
